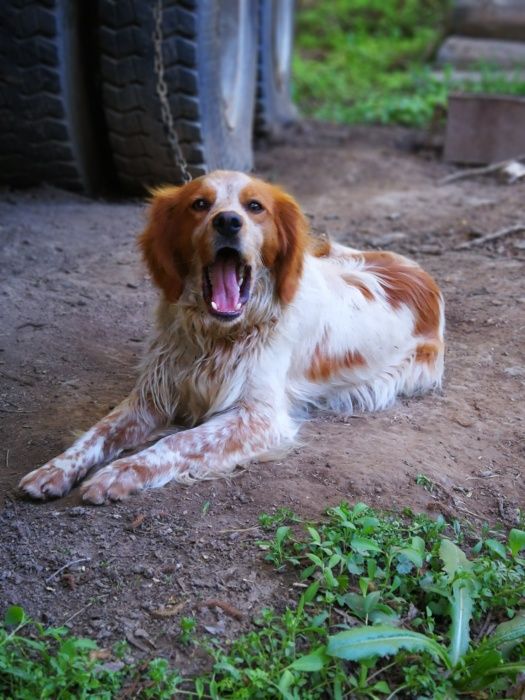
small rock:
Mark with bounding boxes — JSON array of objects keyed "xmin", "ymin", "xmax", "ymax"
[
  {"xmin": 505, "ymin": 366, "xmax": 525, "ymax": 377},
  {"xmin": 368, "ymin": 232, "xmax": 407, "ymax": 247},
  {"xmin": 68, "ymin": 507, "xmax": 87, "ymax": 518},
  {"xmin": 418, "ymin": 244, "xmax": 442, "ymax": 255},
  {"xmin": 204, "ymin": 620, "xmax": 226, "ymax": 635},
  {"xmin": 99, "ymin": 661, "xmax": 126, "ymax": 673}
]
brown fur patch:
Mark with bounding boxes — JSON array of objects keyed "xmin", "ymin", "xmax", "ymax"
[
  {"xmin": 361, "ymin": 252, "xmax": 441, "ymax": 336},
  {"xmin": 307, "ymin": 338, "xmax": 366, "ymax": 382},
  {"xmin": 341, "ymin": 273, "xmax": 375, "ymax": 301},
  {"xmin": 139, "ymin": 179, "xmax": 216, "ymax": 302},
  {"xmin": 240, "ymin": 180, "xmax": 310, "ymax": 305},
  {"xmin": 415, "ymin": 341, "xmax": 442, "ymax": 365},
  {"xmin": 309, "ymin": 237, "xmax": 331, "ymax": 258}
]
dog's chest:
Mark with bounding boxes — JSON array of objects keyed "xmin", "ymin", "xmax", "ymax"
[{"xmin": 175, "ymin": 346, "xmax": 243, "ymax": 421}]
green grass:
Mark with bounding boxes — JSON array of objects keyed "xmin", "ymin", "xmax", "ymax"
[
  {"xmin": 293, "ymin": 0, "xmax": 525, "ymax": 127},
  {"xmin": 2, "ymin": 504, "xmax": 525, "ymax": 698}
]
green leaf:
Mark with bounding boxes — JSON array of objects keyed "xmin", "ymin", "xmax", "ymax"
[
  {"xmin": 485, "ymin": 612, "xmax": 525, "ymax": 652},
  {"xmin": 290, "ymin": 646, "xmax": 328, "ymax": 672},
  {"xmin": 485, "ymin": 538, "xmax": 507, "ymax": 559},
  {"xmin": 353, "ymin": 503, "xmax": 369, "ymax": 516},
  {"xmin": 508, "ymin": 529, "xmax": 525, "ymax": 557},
  {"xmin": 449, "ymin": 579, "xmax": 474, "ymax": 666},
  {"xmin": 459, "ymin": 650, "xmax": 504, "ymax": 691},
  {"xmin": 396, "ymin": 547, "xmax": 423, "ymax": 569},
  {"xmin": 306, "ymin": 526, "xmax": 321, "ymax": 544},
  {"xmin": 439, "ymin": 539, "xmax": 472, "ymax": 577},
  {"xmin": 372, "ymin": 680, "xmax": 391, "ymax": 693},
  {"xmin": 303, "ymin": 580, "xmax": 320, "ymax": 603},
  {"xmin": 278, "ymin": 668, "xmax": 294, "ymax": 696},
  {"xmin": 356, "ymin": 516, "xmax": 379, "ymax": 532},
  {"xmin": 342, "ymin": 592, "xmax": 366, "ymax": 617},
  {"xmin": 300, "ymin": 564, "xmax": 317, "ymax": 580},
  {"xmin": 306, "ymin": 553, "xmax": 323, "ymax": 568},
  {"xmin": 483, "ymin": 662, "xmax": 525, "ymax": 677},
  {"xmin": 369, "ymin": 607, "xmax": 399, "ymax": 625},
  {"xmin": 327, "ymin": 553, "xmax": 342, "ymax": 569},
  {"xmin": 275, "ymin": 526, "xmax": 291, "ymax": 546},
  {"xmin": 351, "ymin": 536, "xmax": 382, "ymax": 555},
  {"xmin": 327, "ymin": 625, "xmax": 451, "ymax": 668},
  {"xmin": 4, "ymin": 606, "xmax": 25, "ymax": 627},
  {"xmin": 324, "ymin": 567, "xmax": 339, "ymax": 589}
]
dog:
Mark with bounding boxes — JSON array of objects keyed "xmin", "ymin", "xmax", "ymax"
[{"xmin": 19, "ymin": 170, "xmax": 444, "ymax": 504}]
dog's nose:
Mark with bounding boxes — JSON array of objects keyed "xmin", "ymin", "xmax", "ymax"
[{"xmin": 212, "ymin": 211, "xmax": 243, "ymax": 236}]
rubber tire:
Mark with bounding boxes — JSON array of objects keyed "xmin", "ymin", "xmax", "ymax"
[
  {"xmin": 98, "ymin": 0, "xmax": 258, "ymax": 193},
  {"xmin": 0, "ymin": 0, "xmax": 107, "ymax": 194},
  {"xmin": 255, "ymin": 0, "xmax": 297, "ymax": 137}
]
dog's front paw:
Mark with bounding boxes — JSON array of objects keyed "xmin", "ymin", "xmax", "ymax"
[
  {"xmin": 80, "ymin": 460, "xmax": 146, "ymax": 505},
  {"xmin": 19, "ymin": 461, "xmax": 78, "ymax": 500}
]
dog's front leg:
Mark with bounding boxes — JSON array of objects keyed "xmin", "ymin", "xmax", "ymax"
[
  {"xmin": 80, "ymin": 401, "xmax": 294, "ymax": 504},
  {"xmin": 19, "ymin": 396, "xmax": 164, "ymax": 500}
]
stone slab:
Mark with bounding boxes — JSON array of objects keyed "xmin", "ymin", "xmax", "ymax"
[
  {"xmin": 444, "ymin": 93, "xmax": 525, "ymax": 164},
  {"xmin": 437, "ymin": 36, "xmax": 525, "ymax": 70},
  {"xmin": 451, "ymin": 0, "xmax": 525, "ymax": 41}
]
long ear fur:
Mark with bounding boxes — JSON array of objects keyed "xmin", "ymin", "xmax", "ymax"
[
  {"xmin": 138, "ymin": 187, "xmax": 184, "ymax": 302},
  {"xmin": 273, "ymin": 189, "xmax": 309, "ymax": 304}
]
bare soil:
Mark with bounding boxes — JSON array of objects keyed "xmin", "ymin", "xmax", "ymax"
[{"xmin": 0, "ymin": 122, "xmax": 524, "ymax": 669}]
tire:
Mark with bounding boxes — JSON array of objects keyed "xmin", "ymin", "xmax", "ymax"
[
  {"xmin": 98, "ymin": 0, "xmax": 258, "ymax": 193},
  {"xmin": 0, "ymin": 0, "xmax": 108, "ymax": 194},
  {"xmin": 255, "ymin": 0, "xmax": 297, "ymax": 137}
]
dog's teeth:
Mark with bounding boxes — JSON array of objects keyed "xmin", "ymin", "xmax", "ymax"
[
  {"xmin": 211, "ymin": 301, "xmax": 218, "ymax": 310},
  {"xmin": 235, "ymin": 302, "xmax": 242, "ymax": 310}
]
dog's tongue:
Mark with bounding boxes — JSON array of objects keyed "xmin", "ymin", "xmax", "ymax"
[{"xmin": 209, "ymin": 256, "xmax": 240, "ymax": 313}]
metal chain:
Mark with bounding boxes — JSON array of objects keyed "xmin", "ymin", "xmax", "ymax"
[{"xmin": 152, "ymin": 0, "xmax": 192, "ymax": 183}]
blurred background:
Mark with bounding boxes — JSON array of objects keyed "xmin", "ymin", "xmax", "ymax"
[
  {"xmin": 2, "ymin": 0, "xmax": 525, "ymax": 196},
  {"xmin": 293, "ymin": 0, "xmax": 525, "ymax": 128}
]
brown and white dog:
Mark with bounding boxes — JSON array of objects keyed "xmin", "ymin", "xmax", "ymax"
[{"xmin": 19, "ymin": 171, "xmax": 444, "ymax": 504}]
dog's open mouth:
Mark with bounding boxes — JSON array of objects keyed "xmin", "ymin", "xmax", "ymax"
[{"xmin": 203, "ymin": 248, "xmax": 251, "ymax": 320}]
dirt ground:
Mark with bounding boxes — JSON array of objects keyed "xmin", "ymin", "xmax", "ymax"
[{"xmin": 0, "ymin": 122, "xmax": 524, "ymax": 669}]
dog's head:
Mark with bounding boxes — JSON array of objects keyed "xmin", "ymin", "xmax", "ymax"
[{"xmin": 139, "ymin": 171, "xmax": 309, "ymax": 324}]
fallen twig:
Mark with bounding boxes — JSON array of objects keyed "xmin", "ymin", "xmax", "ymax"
[
  {"xmin": 454, "ymin": 224, "xmax": 525, "ymax": 251},
  {"xmin": 475, "ymin": 611, "xmax": 493, "ymax": 643},
  {"xmin": 0, "ymin": 370, "xmax": 34, "ymax": 387},
  {"xmin": 203, "ymin": 598, "xmax": 244, "ymax": 620},
  {"xmin": 127, "ymin": 513, "xmax": 146, "ymax": 530},
  {"xmin": 149, "ymin": 600, "xmax": 187, "ymax": 619},
  {"xmin": 439, "ymin": 154, "xmax": 525, "ymax": 185},
  {"xmin": 45, "ymin": 557, "xmax": 91, "ymax": 583},
  {"xmin": 217, "ymin": 525, "xmax": 260, "ymax": 535},
  {"xmin": 453, "ymin": 505, "xmax": 485, "ymax": 521},
  {"xmin": 62, "ymin": 601, "xmax": 94, "ymax": 626}
]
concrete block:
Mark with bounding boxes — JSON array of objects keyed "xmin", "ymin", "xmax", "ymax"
[
  {"xmin": 452, "ymin": 0, "xmax": 525, "ymax": 41},
  {"xmin": 444, "ymin": 93, "xmax": 525, "ymax": 164},
  {"xmin": 437, "ymin": 36, "xmax": 525, "ymax": 70}
]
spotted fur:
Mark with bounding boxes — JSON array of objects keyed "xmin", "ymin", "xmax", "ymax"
[{"xmin": 19, "ymin": 171, "xmax": 445, "ymax": 504}]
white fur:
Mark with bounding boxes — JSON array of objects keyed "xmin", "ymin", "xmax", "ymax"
[{"xmin": 19, "ymin": 171, "xmax": 444, "ymax": 504}]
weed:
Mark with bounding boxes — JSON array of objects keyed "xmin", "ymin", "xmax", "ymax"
[
  {"xmin": 0, "ymin": 606, "xmax": 123, "ymax": 699},
  {"xmin": 258, "ymin": 507, "xmax": 301, "ymax": 530},
  {"xmin": 179, "ymin": 616, "xmax": 197, "ymax": 646},
  {"xmin": 2, "ymin": 504, "xmax": 524, "ymax": 698},
  {"xmin": 415, "ymin": 473, "xmax": 435, "ymax": 493},
  {"xmin": 293, "ymin": 0, "xmax": 525, "ymax": 127}
]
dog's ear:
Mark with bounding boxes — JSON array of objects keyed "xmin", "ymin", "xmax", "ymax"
[
  {"xmin": 139, "ymin": 186, "xmax": 186, "ymax": 303},
  {"xmin": 271, "ymin": 188, "xmax": 309, "ymax": 304}
]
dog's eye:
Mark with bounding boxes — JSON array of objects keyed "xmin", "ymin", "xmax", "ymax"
[
  {"xmin": 247, "ymin": 200, "xmax": 264, "ymax": 213},
  {"xmin": 192, "ymin": 198, "xmax": 210, "ymax": 211}
]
